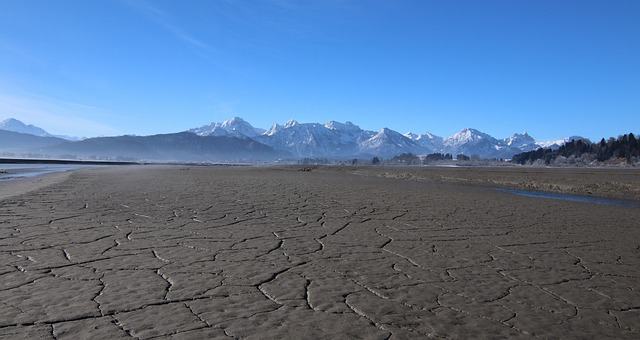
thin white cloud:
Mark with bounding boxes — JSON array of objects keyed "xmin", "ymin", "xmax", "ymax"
[
  {"xmin": 122, "ymin": 0, "xmax": 210, "ymax": 50},
  {"xmin": 166, "ymin": 25, "xmax": 209, "ymax": 50},
  {"xmin": 0, "ymin": 93, "xmax": 119, "ymax": 137}
]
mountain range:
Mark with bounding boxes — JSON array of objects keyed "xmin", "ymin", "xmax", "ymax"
[
  {"xmin": 188, "ymin": 117, "xmax": 583, "ymax": 159},
  {"xmin": 1, "ymin": 117, "xmax": 584, "ymax": 162}
]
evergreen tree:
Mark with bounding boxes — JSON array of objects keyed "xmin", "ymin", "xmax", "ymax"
[{"xmin": 511, "ymin": 133, "xmax": 639, "ymax": 165}]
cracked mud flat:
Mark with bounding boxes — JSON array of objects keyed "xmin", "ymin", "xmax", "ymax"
[{"xmin": 0, "ymin": 165, "xmax": 639, "ymax": 339}]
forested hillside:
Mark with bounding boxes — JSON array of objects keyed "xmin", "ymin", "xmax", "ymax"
[{"xmin": 512, "ymin": 133, "xmax": 639, "ymax": 165}]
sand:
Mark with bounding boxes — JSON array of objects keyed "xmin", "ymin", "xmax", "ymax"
[{"xmin": 0, "ymin": 165, "xmax": 639, "ymax": 339}]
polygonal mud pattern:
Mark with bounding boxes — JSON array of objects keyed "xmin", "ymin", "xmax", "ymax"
[{"xmin": 0, "ymin": 166, "xmax": 639, "ymax": 338}]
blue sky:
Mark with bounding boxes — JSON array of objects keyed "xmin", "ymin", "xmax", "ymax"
[{"xmin": 0, "ymin": 0, "xmax": 638, "ymax": 140}]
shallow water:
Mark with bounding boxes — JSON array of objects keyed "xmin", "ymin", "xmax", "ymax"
[
  {"xmin": 0, "ymin": 164, "xmax": 95, "ymax": 181},
  {"xmin": 496, "ymin": 188, "xmax": 640, "ymax": 208}
]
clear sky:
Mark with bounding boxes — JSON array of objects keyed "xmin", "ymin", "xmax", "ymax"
[{"xmin": 1, "ymin": 0, "xmax": 638, "ymax": 140}]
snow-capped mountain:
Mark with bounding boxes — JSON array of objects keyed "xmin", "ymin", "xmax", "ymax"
[
  {"xmin": 2, "ymin": 116, "xmax": 583, "ymax": 161},
  {"xmin": 359, "ymin": 128, "xmax": 427, "ymax": 157},
  {"xmin": 537, "ymin": 136, "xmax": 589, "ymax": 150},
  {"xmin": 188, "ymin": 118, "xmax": 584, "ymax": 159},
  {"xmin": 444, "ymin": 128, "xmax": 497, "ymax": 150},
  {"xmin": 189, "ymin": 117, "xmax": 266, "ymax": 138},
  {"xmin": 325, "ymin": 120, "xmax": 375, "ymax": 144},
  {"xmin": 253, "ymin": 120, "xmax": 425, "ymax": 158},
  {"xmin": 1, "ymin": 118, "xmax": 53, "ymax": 137},
  {"xmin": 254, "ymin": 120, "xmax": 354, "ymax": 157},
  {"xmin": 434, "ymin": 129, "xmax": 585, "ymax": 158},
  {"xmin": 504, "ymin": 132, "xmax": 536, "ymax": 149},
  {"xmin": 0, "ymin": 118, "xmax": 80, "ymax": 140},
  {"xmin": 440, "ymin": 128, "xmax": 518, "ymax": 159},
  {"xmin": 403, "ymin": 132, "xmax": 444, "ymax": 152}
]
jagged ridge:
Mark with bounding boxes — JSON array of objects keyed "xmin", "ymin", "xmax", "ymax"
[
  {"xmin": 190, "ymin": 118, "xmax": 583, "ymax": 159},
  {"xmin": 1, "ymin": 117, "xmax": 586, "ymax": 160}
]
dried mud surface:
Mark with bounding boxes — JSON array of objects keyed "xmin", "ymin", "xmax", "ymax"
[{"xmin": 0, "ymin": 165, "xmax": 639, "ymax": 339}]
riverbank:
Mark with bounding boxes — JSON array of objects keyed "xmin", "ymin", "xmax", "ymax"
[{"xmin": 327, "ymin": 165, "xmax": 640, "ymax": 201}]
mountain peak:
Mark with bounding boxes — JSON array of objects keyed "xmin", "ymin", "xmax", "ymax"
[
  {"xmin": 223, "ymin": 116, "xmax": 245, "ymax": 125},
  {"xmin": 1, "ymin": 118, "xmax": 21, "ymax": 125},
  {"xmin": 189, "ymin": 116, "xmax": 264, "ymax": 138},
  {"xmin": 324, "ymin": 120, "xmax": 361, "ymax": 132},
  {"xmin": 265, "ymin": 123, "xmax": 283, "ymax": 136},
  {"xmin": 2, "ymin": 115, "xmax": 582, "ymax": 161},
  {"xmin": 459, "ymin": 127, "xmax": 481, "ymax": 134},
  {"xmin": 451, "ymin": 128, "xmax": 488, "ymax": 141},
  {"xmin": 284, "ymin": 119, "xmax": 299, "ymax": 128},
  {"xmin": 404, "ymin": 132, "xmax": 419, "ymax": 139},
  {"xmin": 505, "ymin": 131, "xmax": 536, "ymax": 148},
  {"xmin": 510, "ymin": 132, "xmax": 533, "ymax": 139},
  {"xmin": 0, "ymin": 118, "xmax": 52, "ymax": 137}
]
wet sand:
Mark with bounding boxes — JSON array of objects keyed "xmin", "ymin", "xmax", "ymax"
[
  {"xmin": 1, "ymin": 165, "xmax": 639, "ymax": 339},
  {"xmin": 0, "ymin": 171, "xmax": 72, "ymax": 201}
]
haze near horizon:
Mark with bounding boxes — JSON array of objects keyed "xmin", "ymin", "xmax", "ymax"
[{"xmin": 0, "ymin": 0, "xmax": 638, "ymax": 141}]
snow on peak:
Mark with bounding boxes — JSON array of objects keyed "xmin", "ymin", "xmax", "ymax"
[
  {"xmin": 505, "ymin": 132, "xmax": 536, "ymax": 147},
  {"xmin": 1, "ymin": 118, "xmax": 22, "ymax": 127},
  {"xmin": 446, "ymin": 128, "xmax": 492, "ymax": 147},
  {"xmin": 221, "ymin": 116, "xmax": 245, "ymax": 126},
  {"xmin": 265, "ymin": 123, "xmax": 284, "ymax": 136},
  {"xmin": 324, "ymin": 120, "xmax": 361, "ymax": 132},
  {"xmin": 284, "ymin": 119, "xmax": 299, "ymax": 128},
  {"xmin": 404, "ymin": 132, "xmax": 418, "ymax": 139},
  {"xmin": 357, "ymin": 127, "xmax": 427, "ymax": 156},
  {"xmin": 0, "ymin": 118, "xmax": 51, "ymax": 137},
  {"xmin": 536, "ymin": 136, "xmax": 589, "ymax": 150},
  {"xmin": 185, "ymin": 117, "xmax": 589, "ymax": 159},
  {"xmin": 189, "ymin": 116, "xmax": 264, "ymax": 137},
  {"xmin": 220, "ymin": 116, "xmax": 264, "ymax": 137},
  {"xmin": 405, "ymin": 131, "xmax": 442, "ymax": 141},
  {"xmin": 374, "ymin": 127, "xmax": 398, "ymax": 137},
  {"xmin": 367, "ymin": 128, "xmax": 416, "ymax": 146},
  {"xmin": 404, "ymin": 131, "xmax": 445, "ymax": 152},
  {"xmin": 459, "ymin": 128, "xmax": 482, "ymax": 137}
]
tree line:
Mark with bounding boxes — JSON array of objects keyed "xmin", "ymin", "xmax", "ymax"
[
  {"xmin": 389, "ymin": 153, "xmax": 454, "ymax": 165},
  {"xmin": 511, "ymin": 133, "xmax": 639, "ymax": 165}
]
